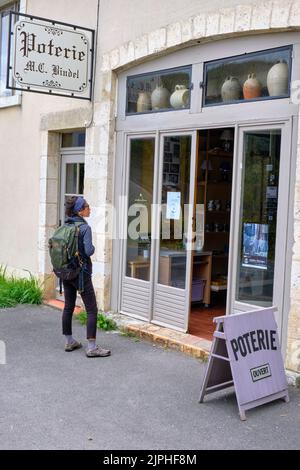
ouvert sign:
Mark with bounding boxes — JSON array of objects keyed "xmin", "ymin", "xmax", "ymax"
[
  {"xmin": 7, "ymin": 12, "xmax": 94, "ymax": 100},
  {"xmin": 199, "ymin": 307, "xmax": 289, "ymax": 420}
]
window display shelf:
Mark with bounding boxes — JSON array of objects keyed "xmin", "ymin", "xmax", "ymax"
[
  {"xmin": 203, "ymin": 45, "xmax": 292, "ymax": 107},
  {"xmin": 126, "ymin": 65, "xmax": 192, "ymax": 115}
]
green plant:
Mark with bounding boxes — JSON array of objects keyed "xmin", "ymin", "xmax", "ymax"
[
  {"xmin": 119, "ymin": 328, "xmax": 140, "ymax": 340},
  {"xmin": 0, "ymin": 266, "xmax": 43, "ymax": 308},
  {"xmin": 76, "ymin": 311, "xmax": 118, "ymax": 331},
  {"xmin": 96, "ymin": 313, "xmax": 117, "ymax": 331}
]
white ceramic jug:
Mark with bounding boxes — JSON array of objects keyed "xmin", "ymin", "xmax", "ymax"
[
  {"xmin": 221, "ymin": 76, "xmax": 242, "ymax": 102},
  {"xmin": 170, "ymin": 84, "xmax": 189, "ymax": 109},
  {"xmin": 151, "ymin": 85, "xmax": 170, "ymax": 110},
  {"xmin": 136, "ymin": 91, "xmax": 151, "ymax": 112},
  {"xmin": 267, "ymin": 60, "xmax": 288, "ymax": 96}
]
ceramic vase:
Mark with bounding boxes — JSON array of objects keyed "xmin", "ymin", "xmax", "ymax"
[
  {"xmin": 243, "ymin": 73, "xmax": 262, "ymax": 100},
  {"xmin": 151, "ymin": 85, "xmax": 170, "ymax": 110},
  {"xmin": 136, "ymin": 91, "xmax": 151, "ymax": 112},
  {"xmin": 170, "ymin": 84, "xmax": 189, "ymax": 108},
  {"xmin": 267, "ymin": 60, "xmax": 288, "ymax": 96},
  {"xmin": 221, "ymin": 76, "xmax": 242, "ymax": 102}
]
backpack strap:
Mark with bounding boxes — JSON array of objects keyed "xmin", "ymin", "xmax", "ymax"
[{"xmin": 73, "ymin": 220, "xmax": 86, "ymax": 266}]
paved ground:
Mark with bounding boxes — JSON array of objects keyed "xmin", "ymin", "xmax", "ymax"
[{"xmin": 0, "ymin": 305, "xmax": 299, "ymax": 450}]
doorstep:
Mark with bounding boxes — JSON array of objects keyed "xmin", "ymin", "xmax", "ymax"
[
  {"xmin": 119, "ymin": 318, "xmax": 211, "ymax": 360},
  {"xmin": 44, "ymin": 299, "xmax": 211, "ymax": 360}
]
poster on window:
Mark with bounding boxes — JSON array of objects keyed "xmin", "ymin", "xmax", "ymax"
[
  {"xmin": 242, "ymin": 223, "xmax": 269, "ymax": 270},
  {"xmin": 166, "ymin": 192, "xmax": 181, "ymax": 220}
]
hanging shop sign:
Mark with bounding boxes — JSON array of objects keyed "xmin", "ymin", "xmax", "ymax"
[
  {"xmin": 199, "ymin": 307, "xmax": 289, "ymax": 420},
  {"xmin": 7, "ymin": 12, "xmax": 94, "ymax": 100}
]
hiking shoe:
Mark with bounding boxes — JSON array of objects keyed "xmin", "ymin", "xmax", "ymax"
[
  {"xmin": 86, "ymin": 346, "xmax": 111, "ymax": 358},
  {"xmin": 64, "ymin": 340, "xmax": 82, "ymax": 352}
]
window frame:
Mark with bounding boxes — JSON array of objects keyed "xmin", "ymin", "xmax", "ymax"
[
  {"xmin": 125, "ymin": 64, "xmax": 193, "ymax": 116},
  {"xmin": 0, "ymin": 0, "xmax": 22, "ymax": 108},
  {"xmin": 202, "ymin": 45, "xmax": 293, "ymax": 108}
]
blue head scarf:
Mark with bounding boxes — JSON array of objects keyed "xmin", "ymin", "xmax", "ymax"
[{"xmin": 73, "ymin": 197, "xmax": 86, "ymax": 214}]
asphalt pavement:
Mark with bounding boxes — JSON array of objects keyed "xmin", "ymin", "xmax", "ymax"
[{"xmin": 0, "ymin": 305, "xmax": 299, "ymax": 450}]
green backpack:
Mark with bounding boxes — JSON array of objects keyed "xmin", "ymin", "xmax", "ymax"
[{"xmin": 48, "ymin": 221, "xmax": 85, "ymax": 281}]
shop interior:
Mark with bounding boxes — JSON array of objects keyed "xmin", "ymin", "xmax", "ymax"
[{"xmin": 188, "ymin": 128, "xmax": 234, "ymax": 340}]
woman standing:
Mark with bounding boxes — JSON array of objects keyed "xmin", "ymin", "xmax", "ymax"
[{"xmin": 62, "ymin": 196, "xmax": 111, "ymax": 358}]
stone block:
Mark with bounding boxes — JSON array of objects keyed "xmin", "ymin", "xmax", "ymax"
[
  {"xmin": 94, "ymin": 287, "xmax": 105, "ymax": 310},
  {"xmin": 40, "ymin": 131, "xmax": 60, "ymax": 157},
  {"xmin": 94, "ymin": 101, "xmax": 112, "ymax": 126},
  {"xmin": 100, "ymin": 53, "xmax": 110, "ymax": 72},
  {"xmin": 38, "ymin": 225, "xmax": 55, "ymax": 251},
  {"xmin": 219, "ymin": 8, "xmax": 235, "ymax": 35},
  {"xmin": 205, "ymin": 13, "xmax": 220, "ymax": 37},
  {"xmin": 295, "ymin": 153, "xmax": 300, "ymax": 182},
  {"xmin": 234, "ymin": 4, "xmax": 252, "ymax": 32},
  {"xmin": 285, "ymin": 338, "xmax": 300, "ymax": 372},
  {"xmin": 40, "ymin": 273, "xmax": 56, "ymax": 300},
  {"xmin": 40, "ymin": 156, "xmax": 59, "ymax": 180},
  {"xmin": 84, "ymin": 178, "xmax": 102, "ymax": 206},
  {"xmin": 251, "ymin": 1, "xmax": 272, "ymax": 30},
  {"xmin": 287, "ymin": 305, "xmax": 300, "ymax": 336},
  {"xmin": 134, "ymin": 35, "xmax": 148, "ymax": 60},
  {"xmin": 38, "ymin": 248, "xmax": 52, "ymax": 274},
  {"xmin": 85, "ymin": 126, "xmax": 101, "ymax": 155},
  {"xmin": 290, "ymin": 260, "xmax": 300, "ymax": 288},
  {"xmin": 84, "ymin": 154, "xmax": 108, "ymax": 180},
  {"xmin": 166, "ymin": 22, "xmax": 182, "ymax": 48},
  {"xmin": 290, "ymin": 286, "xmax": 300, "ymax": 304},
  {"xmin": 46, "ymin": 179, "xmax": 59, "ymax": 205},
  {"xmin": 192, "ymin": 14, "xmax": 206, "ymax": 39},
  {"xmin": 39, "ymin": 203, "xmax": 58, "ymax": 228},
  {"xmin": 270, "ymin": 1, "xmax": 292, "ymax": 28},
  {"xmin": 110, "ymin": 48, "xmax": 120, "ymax": 70},
  {"xmin": 289, "ymin": 0, "xmax": 300, "ymax": 26},
  {"xmin": 294, "ymin": 201, "xmax": 300, "ymax": 223},
  {"xmin": 119, "ymin": 41, "xmax": 135, "ymax": 67},
  {"xmin": 148, "ymin": 28, "xmax": 167, "ymax": 54},
  {"xmin": 181, "ymin": 18, "xmax": 193, "ymax": 43}
]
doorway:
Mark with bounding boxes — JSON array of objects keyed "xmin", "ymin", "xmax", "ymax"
[
  {"xmin": 188, "ymin": 128, "xmax": 235, "ymax": 339},
  {"xmin": 118, "ymin": 122, "xmax": 290, "ymax": 342},
  {"xmin": 56, "ymin": 146, "xmax": 85, "ymax": 300}
]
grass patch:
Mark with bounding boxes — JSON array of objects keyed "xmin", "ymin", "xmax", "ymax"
[
  {"xmin": 119, "ymin": 328, "xmax": 140, "ymax": 341},
  {"xmin": 76, "ymin": 311, "xmax": 118, "ymax": 331},
  {"xmin": 0, "ymin": 266, "xmax": 43, "ymax": 308}
]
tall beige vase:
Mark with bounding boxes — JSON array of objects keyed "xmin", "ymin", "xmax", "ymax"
[{"xmin": 267, "ymin": 60, "xmax": 288, "ymax": 96}]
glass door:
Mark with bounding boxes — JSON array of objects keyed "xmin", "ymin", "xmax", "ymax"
[
  {"xmin": 120, "ymin": 136, "xmax": 156, "ymax": 320},
  {"xmin": 229, "ymin": 123, "xmax": 291, "ymax": 335},
  {"xmin": 152, "ymin": 132, "xmax": 197, "ymax": 331}
]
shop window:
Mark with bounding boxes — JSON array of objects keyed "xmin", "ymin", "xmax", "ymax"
[
  {"xmin": 126, "ymin": 66, "xmax": 192, "ymax": 115},
  {"xmin": 158, "ymin": 136, "xmax": 191, "ymax": 289},
  {"xmin": 126, "ymin": 138, "xmax": 155, "ymax": 281},
  {"xmin": 0, "ymin": 2, "xmax": 19, "ymax": 97},
  {"xmin": 61, "ymin": 132, "xmax": 86, "ymax": 148},
  {"xmin": 236, "ymin": 129, "xmax": 281, "ymax": 306},
  {"xmin": 203, "ymin": 46, "xmax": 292, "ymax": 107}
]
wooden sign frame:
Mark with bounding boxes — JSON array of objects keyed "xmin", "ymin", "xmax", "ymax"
[{"xmin": 199, "ymin": 307, "xmax": 289, "ymax": 420}]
